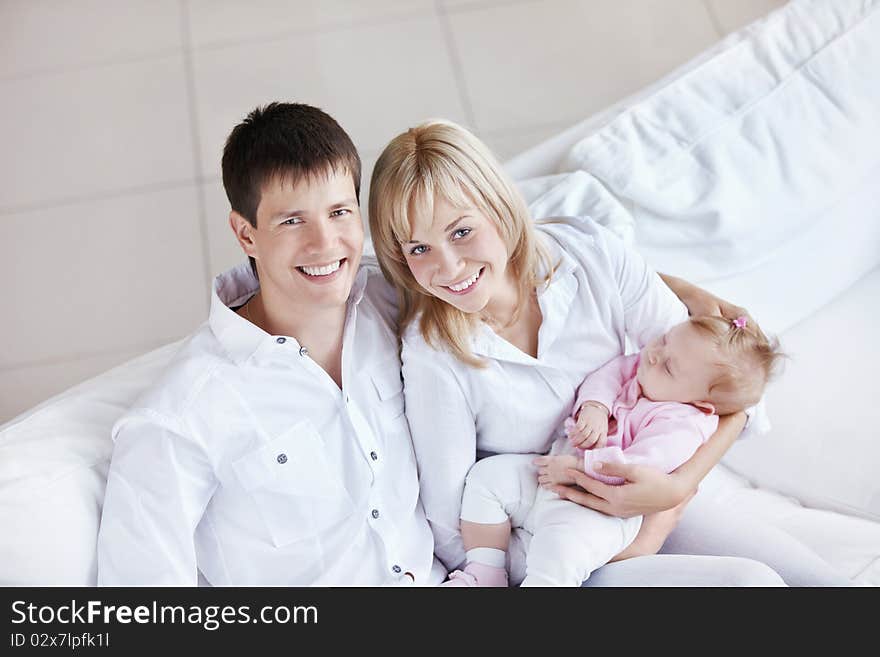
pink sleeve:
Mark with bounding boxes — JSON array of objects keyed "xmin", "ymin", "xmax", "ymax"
[
  {"xmin": 572, "ymin": 354, "xmax": 634, "ymax": 417},
  {"xmin": 580, "ymin": 411, "xmax": 719, "ymax": 485}
]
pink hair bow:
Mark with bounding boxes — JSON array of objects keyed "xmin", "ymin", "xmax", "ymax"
[{"xmin": 732, "ymin": 316, "xmax": 748, "ymax": 329}]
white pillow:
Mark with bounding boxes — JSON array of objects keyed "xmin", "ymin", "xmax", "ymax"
[
  {"xmin": 0, "ymin": 341, "xmax": 181, "ymax": 585},
  {"xmin": 558, "ymin": 0, "xmax": 880, "ymax": 334},
  {"xmin": 722, "ymin": 265, "xmax": 880, "ymax": 524}
]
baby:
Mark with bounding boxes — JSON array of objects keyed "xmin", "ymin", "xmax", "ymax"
[{"xmin": 444, "ymin": 315, "xmax": 783, "ymax": 587}]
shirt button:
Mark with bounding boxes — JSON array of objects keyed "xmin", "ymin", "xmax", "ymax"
[
  {"xmin": 277, "ymin": 453, "xmax": 288, "ymax": 464},
  {"xmin": 392, "ymin": 565, "xmax": 402, "ymax": 574},
  {"xmin": 371, "ymin": 509, "xmax": 380, "ymax": 519},
  {"xmin": 299, "ymin": 346, "xmax": 308, "ymax": 357},
  {"xmin": 370, "ymin": 451, "xmax": 378, "ymax": 461},
  {"xmin": 276, "ymin": 337, "xmax": 286, "ymax": 344}
]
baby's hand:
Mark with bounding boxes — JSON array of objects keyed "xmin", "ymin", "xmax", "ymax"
[
  {"xmin": 534, "ymin": 454, "xmax": 582, "ymax": 487},
  {"xmin": 565, "ymin": 401, "xmax": 609, "ymax": 450}
]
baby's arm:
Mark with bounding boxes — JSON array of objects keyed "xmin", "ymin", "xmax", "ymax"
[
  {"xmin": 567, "ymin": 354, "xmax": 635, "ymax": 449},
  {"xmin": 582, "ymin": 412, "xmax": 719, "ymax": 485}
]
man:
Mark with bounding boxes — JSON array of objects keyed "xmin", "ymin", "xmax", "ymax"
[{"xmin": 97, "ymin": 103, "xmax": 443, "ymax": 585}]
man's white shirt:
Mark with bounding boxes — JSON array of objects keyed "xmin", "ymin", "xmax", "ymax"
[{"xmin": 97, "ymin": 259, "xmax": 442, "ymax": 586}]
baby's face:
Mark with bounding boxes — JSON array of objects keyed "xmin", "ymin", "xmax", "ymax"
[{"xmin": 637, "ymin": 322, "xmax": 722, "ymax": 411}]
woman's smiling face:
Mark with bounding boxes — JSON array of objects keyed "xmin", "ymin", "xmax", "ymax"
[{"xmin": 402, "ymin": 196, "xmax": 510, "ymax": 314}]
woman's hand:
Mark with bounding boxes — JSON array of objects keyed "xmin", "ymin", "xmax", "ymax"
[
  {"xmin": 660, "ymin": 273, "xmax": 751, "ymax": 322},
  {"xmin": 608, "ymin": 489, "xmax": 697, "ymax": 562},
  {"xmin": 549, "ymin": 460, "xmax": 691, "ymax": 518}
]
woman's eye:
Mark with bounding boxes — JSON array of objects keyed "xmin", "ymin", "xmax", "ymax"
[
  {"xmin": 331, "ymin": 208, "xmax": 351, "ymax": 217},
  {"xmin": 452, "ymin": 228, "xmax": 472, "ymax": 240},
  {"xmin": 664, "ymin": 362, "xmax": 672, "ymax": 376},
  {"xmin": 409, "ymin": 245, "xmax": 428, "ymax": 256}
]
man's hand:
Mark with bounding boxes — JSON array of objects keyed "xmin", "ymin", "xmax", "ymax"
[
  {"xmin": 550, "ymin": 459, "xmax": 690, "ymax": 518},
  {"xmin": 564, "ymin": 402, "xmax": 609, "ymax": 450}
]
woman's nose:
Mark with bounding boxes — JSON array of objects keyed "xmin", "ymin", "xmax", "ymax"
[
  {"xmin": 648, "ymin": 352, "xmax": 658, "ymax": 366},
  {"xmin": 435, "ymin": 247, "xmax": 463, "ymax": 280}
]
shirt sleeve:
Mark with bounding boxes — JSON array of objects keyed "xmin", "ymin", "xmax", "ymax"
[
  {"xmin": 581, "ymin": 411, "xmax": 718, "ymax": 485},
  {"xmin": 599, "ymin": 224, "xmax": 689, "ymax": 349},
  {"xmin": 97, "ymin": 413, "xmax": 217, "ymax": 585},
  {"xmin": 401, "ymin": 334, "xmax": 477, "ymax": 571},
  {"xmin": 573, "ymin": 354, "xmax": 632, "ymax": 416}
]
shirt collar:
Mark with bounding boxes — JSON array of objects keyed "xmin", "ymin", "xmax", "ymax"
[
  {"xmin": 471, "ymin": 231, "xmax": 579, "ymax": 363},
  {"xmin": 209, "ymin": 262, "xmax": 369, "ymax": 365}
]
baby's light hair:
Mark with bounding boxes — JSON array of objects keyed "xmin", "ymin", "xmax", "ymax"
[{"xmin": 688, "ymin": 315, "xmax": 785, "ymax": 415}]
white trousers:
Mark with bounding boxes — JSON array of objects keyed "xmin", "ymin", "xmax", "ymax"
[{"xmin": 460, "ymin": 451, "xmax": 641, "ymax": 586}]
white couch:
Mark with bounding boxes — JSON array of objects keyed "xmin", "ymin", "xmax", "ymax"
[{"xmin": 1, "ymin": 0, "xmax": 878, "ymax": 585}]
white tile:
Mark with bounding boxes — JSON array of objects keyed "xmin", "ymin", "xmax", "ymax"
[
  {"xmin": 0, "ymin": 55, "xmax": 195, "ymax": 212},
  {"xmin": 0, "ymin": 348, "xmax": 154, "ymax": 425},
  {"xmin": 1, "ymin": 186, "xmax": 208, "ymax": 368},
  {"xmin": 483, "ymin": 122, "xmax": 574, "ymax": 162},
  {"xmin": 191, "ymin": 14, "xmax": 468, "ymax": 180},
  {"xmin": 0, "ymin": 0, "xmax": 182, "ymax": 79},
  {"xmin": 705, "ymin": 0, "xmax": 788, "ymax": 35},
  {"xmin": 202, "ymin": 178, "xmax": 245, "ymax": 277},
  {"xmin": 448, "ymin": 0, "xmax": 720, "ymax": 135},
  {"xmin": 187, "ymin": 0, "xmax": 434, "ymax": 48}
]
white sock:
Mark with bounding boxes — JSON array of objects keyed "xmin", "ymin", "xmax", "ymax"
[{"xmin": 466, "ymin": 547, "xmax": 506, "ymax": 569}]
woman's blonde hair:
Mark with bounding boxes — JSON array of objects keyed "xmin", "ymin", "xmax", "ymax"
[
  {"xmin": 689, "ymin": 315, "xmax": 786, "ymax": 415},
  {"xmin": 369, "ymin": 119, "xmax": 554, "ymax": 367}
]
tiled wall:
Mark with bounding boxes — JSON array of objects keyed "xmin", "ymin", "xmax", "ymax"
[{"xmin": 1, "ymin": 0, "xmax": 786, "ymax": 422}]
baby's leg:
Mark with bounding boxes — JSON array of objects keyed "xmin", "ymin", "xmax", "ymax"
[
  {"xmin": 521, "ymin": 486, "xmax": 642, "ymax": 587},
  {"xmin": 446, "ymin": 454, "xmax": 541, "ymax": 587}
]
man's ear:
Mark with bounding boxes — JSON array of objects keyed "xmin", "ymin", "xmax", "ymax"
[
  {"xmin": 693, "ymin": 400, "xmax": 716, "ymax": 415},
  {"xmin": 229, "ymin": 211, "xmax": 257, "ymax": 258}
]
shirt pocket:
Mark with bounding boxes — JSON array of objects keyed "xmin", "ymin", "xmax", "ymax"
[
  {"xmin": 370, "ymin": 360, "xmax": 406, "ymax": 422},
  {"xmin": 232, "ymin": 420, "xmax": 354, "ymax": 547}
]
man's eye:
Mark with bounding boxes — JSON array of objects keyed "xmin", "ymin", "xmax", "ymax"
[
  {"xmin": 409, "ymin": 245, "xmax": 428, "ymax": 256},
  {"xmin": 282, "ymin": 217, "xmax": 303, "ymax": 225},
  {"xmin": 452, "ymin": 228, "xmax": 472, "ymax": 239}
]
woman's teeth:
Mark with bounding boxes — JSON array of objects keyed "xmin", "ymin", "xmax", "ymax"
[
  {"xmin": 299, "ymin": 260, "xmax": 342, "ymax": 276},
  {"xmin": 448, "ymin": 270, "xmax": 480, "ymax": 292}
]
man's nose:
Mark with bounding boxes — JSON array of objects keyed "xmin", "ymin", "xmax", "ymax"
[{"xmin": 308, "ymin": 220, "xmax": 338, "ymax": 253}]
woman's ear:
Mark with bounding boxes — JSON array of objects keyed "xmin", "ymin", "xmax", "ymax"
[
  {"xmin": 693, "ymin": 400, "xmax": 716, "ymax": 415},
  {"xmin": 229, "ymin": 211, "xmax": 257, "ymax": 258}
]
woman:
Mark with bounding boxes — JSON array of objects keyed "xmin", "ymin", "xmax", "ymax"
[{"xmin": 367, "ymin": 119, "xmax": 849, "ymax": 586}]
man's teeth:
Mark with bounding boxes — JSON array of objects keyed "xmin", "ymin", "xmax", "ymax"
[
  {"xmin": 448, "ymin": 271, "xmax": 480, "ymax": 292},
  {"xmin": 300, "ymin": 260, "xmax": 342, "ymax": 276}
]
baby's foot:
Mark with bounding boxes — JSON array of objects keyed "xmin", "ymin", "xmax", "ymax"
[{"xmin": 534, "ymin": 454, "xmax": 581, "ymax": 487}]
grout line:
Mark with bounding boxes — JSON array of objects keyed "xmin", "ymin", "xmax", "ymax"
[
  {"xmin": 441, "ymin": 0, "xmax": 543, "ymax": 16},
  {"xmin": 0, "ymin": 179, "xmax": 203, "ymax": 217},
  {"xmin": 192, "ymin": 7, "xmax": 434, "ymax": 53},
  {"xmin": 0, "ymin": 48, "xmax": 184, "ymax": 84},
  {"xmin": 435, "ymin": 0, "xmax": 479, "ymax": 131},
  {"xmin": 0, "ymin": 338, "xmax": 179, "ymax": 373},
  {"xmin": 179, "ymin": 0, "xmax": 215, "ymax": 302},
  {"xmin": 702, "ymin": 0, "xmax": 727, "ymax": 39}
]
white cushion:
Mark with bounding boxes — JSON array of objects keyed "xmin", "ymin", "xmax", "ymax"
[
  {"xmin": 722, "ymin": 265, "xmax": 880, "ymax": 525},
  {"xmin": 0, "ymin": 342, "xmax": 180, "ymax": 585},
  {"xmin": 556, "ymin": 0, "xmax": 880, "ymax": 335}
]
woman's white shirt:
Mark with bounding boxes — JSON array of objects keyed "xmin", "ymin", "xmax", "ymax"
[
  {"xmin": 401, "ymin": 217, "xmax": 688, "ymax": 569},
  {"xmin": 97, "ymin": 260, "xmax": 441, "ymax": 586}
]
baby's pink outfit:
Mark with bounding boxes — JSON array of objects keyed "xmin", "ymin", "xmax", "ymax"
[{"xmin": 571, "ymin": 353, "xmax": 719, "ymax": 485}]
